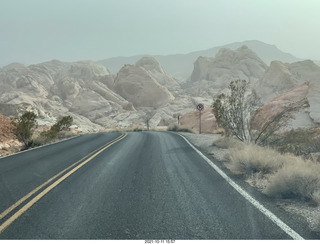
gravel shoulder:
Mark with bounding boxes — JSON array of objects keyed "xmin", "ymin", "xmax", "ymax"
[{"xmin": 178, "ymin": 132, "xmax": 320, "ymax": 234}]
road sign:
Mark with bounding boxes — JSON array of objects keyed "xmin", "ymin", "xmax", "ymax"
[
  {"xmin": 197, "ymin": 103, "xmax": 204, "ymax": 111},
  {"xmin": 196, "ymin": 104, "xmax": 204, "ymax": 134}
]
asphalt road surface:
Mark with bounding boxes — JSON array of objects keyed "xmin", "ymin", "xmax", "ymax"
[{"xmin": 0, "ymin": 131, "xmax": 318, "ymax": 239}]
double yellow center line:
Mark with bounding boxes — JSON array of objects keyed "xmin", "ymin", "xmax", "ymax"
[{"xmin": 0, "ymin": 133, "xmax": 127, "ymax": 234}]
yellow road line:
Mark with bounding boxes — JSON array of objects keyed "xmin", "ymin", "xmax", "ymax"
[
  {"xmin": 0, "ymin": 133, "xmax": 125, "ymax": 220},
  {"xmin": 0, "ymin": 133, "xmax": 126, "ymax": 234}
]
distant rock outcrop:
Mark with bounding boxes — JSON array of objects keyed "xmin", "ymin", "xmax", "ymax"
[
  {"xmin": 252, "ymin": 82, "xmax": 314, "ymax": 131},
  {"xmin": 256, "ymin": 60, "xmax": 320, "ymax": 125},
  {"xmin": 113, "ymin": 61, "xmax": 175, "ymax": 108},
  {"xmin": 0, "ymin": 60, "xmax": 137, "ymax": 132},
  {"xmin": 190, "ymin": 46, "xmax": 268, "ymax": 83},
  {"xmin": 2, "ymin": 43, "xmax": 320, "ymax": 134},
  {"xmin": 258, "ymin": 61, "xmax": 301, "ymax": 102},
  {"xmin": 99, "ymin": 40, "xmax": 303, "ymax": 81},
  {"xmin": 186, "ymin": 46, "xmax": 268, "ymax": 96},
  {"xmin": 135, "ymin": 57, "xmax": 180, "ymax": 91}
]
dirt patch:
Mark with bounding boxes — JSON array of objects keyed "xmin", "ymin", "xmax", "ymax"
[{"xmin": 0, "ymin": 113, "xmax": 22, "ymax": 157}]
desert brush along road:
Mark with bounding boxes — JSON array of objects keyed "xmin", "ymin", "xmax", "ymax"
[{"xmin": 0, "ymin": 132, "xmax": 318, "ymax": 239}]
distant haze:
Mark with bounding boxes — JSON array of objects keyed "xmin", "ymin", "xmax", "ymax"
[{"xmin": 1, "ymin": 0, "xmax": 320, "ymax": 67}]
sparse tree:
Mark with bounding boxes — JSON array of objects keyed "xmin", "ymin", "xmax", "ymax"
[
  {"xmin": 212, "ymin": 80, "xmax": 308, "ymax": 145},
  {"xmin": 144, "ymin": 110, "xmax": 156, "ymax": 131},
  {"xmin": 212, "ymin": 80, "xmax": 260, "ymax": 143},
  {"xmin": 41, "ymin": 116, "xmax": 73, "ymax": 142},
  {"xmin": 13, "ymin": 111, "xmax": 38, "ymax": 148},
  {"xmin": 56, "ymin": 115, "xmax": 73, "ymax": 131}
]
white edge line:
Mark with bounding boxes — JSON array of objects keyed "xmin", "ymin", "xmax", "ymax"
[
  {"xmin": 177, "ymin": 133, "xmax": 304, "ymax": 240},
  {"xmin": 0, "ymin": 135, "xmax": 81, "ymax": 160}
]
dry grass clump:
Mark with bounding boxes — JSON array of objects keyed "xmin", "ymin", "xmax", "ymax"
[
  {"xmin": 264, "ymin": 159, "xmax": 320, "ymax": 203},
  {"xmin": 212, "ymin": 136, "xmax": 244, "ymax": 149},
  {"xmin": 228, "ymin": 144, "xmax": 290, "ymax": 175},
  {"xmin": 227, "ymin": 142, "xmax": 320, "ymax": 204}
]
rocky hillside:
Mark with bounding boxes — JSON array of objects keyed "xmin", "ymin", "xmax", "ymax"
[
  {"xmin": 0, "ymin": 113, "xmax": 21, "ymax": 157},
  {"xmin": 185, "ymin": 46, "xmax": 320, "ymax": 132},
  {"xmin": 252, "ymin": 82, "xmax": 313, "ymax": 131},
  {"xmin": 0, "ymin": 60, "xmax": 132, "ymax": 131},
  {"xmin": 99, "ymin": 40, "xmax": 303, "ymax": 81},
  {"xmin": 184, "ymin": 46, "xmax": 268, "ymax": 97},
  {"xmin": 256, "ymin": 60, "xmax": 320, "ymax": 125},
  {"xmin": 111, "ymin": 58, "xmax": 176, "ymax": 108},
  {"xmin": 189, "ymin": 45, "xmax": 267, "ymax": 83},
  {"xmin": 0, "ymin": 58, "xmax": 186, "ymax": 132},
  {"xmin": 1, "ymin": 44, "xmax": 320, "ymax": 135}
]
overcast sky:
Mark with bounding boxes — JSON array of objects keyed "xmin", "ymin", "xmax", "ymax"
[{"xmin": 1, "ymin": 0, "xmax": 320, "ymax": 67}]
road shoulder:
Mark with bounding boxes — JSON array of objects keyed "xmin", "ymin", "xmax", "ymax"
[{"xmin": 178, "ymin": 132, "xmax": 320, "ymax": 239}]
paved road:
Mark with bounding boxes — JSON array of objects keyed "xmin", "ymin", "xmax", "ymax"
[{"xmin": 0, "ymin": 131, "xmax": 317, "ymax": 239}]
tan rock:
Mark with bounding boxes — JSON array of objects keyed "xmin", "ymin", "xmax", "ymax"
[
  {"xmin": 180, "ymin": 107, "xmax": 218, "ymax": 134},
  {"xmin": 253, "ymin": 82, "xmax": 313, "ymax": 131},
  {"xmin": 113, "ymin": 64, "xmax": 174, "ymax": 108}
]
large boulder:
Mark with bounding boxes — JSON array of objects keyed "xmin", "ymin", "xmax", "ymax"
[
  {"xmin": 252, "ymin": 82, "xmax": 314, "ymax": 131},
  {"xmin": 186, "ymin": 46, "xmax": 268, "ymax": 96},
  {"xmin": 255, "ymin": 60, "xmax": 320, "ymax": 124},
  {"xmin": 113, "ymin": 64, "xmax": 175, "ymax": 108},
  {"xmin": 190, "ymin": 46, "xmax": 268, "ymax": 84},
  {"xmin": 136, "ymin": 57, "xmax": 180, "ymax": 93},
  {"xmin": 180, "ymin": 107, "xmax": 218, "ymax": 134}
]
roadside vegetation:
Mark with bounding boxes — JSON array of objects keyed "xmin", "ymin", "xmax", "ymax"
[
  {"xmin": 12, "ymin": 111, "xmax": 38, "ymax": 149},
  {"xmin": 38, "ymin": 115, "xmax": 73, "ymax": 144},
  {"xmin": 167, "ymin": 124, "xmax": 195, "ymax": 133},
  {"xmin": 212, "ymin": 80, "xmax": 320, "ymax": 206},
  {"xmin": 12, "ymin": 111, "xmax": 75, "ymax": 150}
]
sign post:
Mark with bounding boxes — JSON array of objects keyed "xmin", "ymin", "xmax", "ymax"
[{"xmin": 196, "ymin": 104, "xmax": 204, "ymax": 134}]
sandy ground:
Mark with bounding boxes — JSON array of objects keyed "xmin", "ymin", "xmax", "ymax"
[{"xmin": 179, "ymin": 132, "xmax": 320, "ymax": 233}]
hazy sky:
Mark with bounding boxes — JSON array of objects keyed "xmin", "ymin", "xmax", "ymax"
[{"xmin": 1, "ymin": 0, "xmax": 320, "ymax": 67}]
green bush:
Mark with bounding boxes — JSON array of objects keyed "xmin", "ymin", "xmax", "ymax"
[
  {"xmin": 40, "ymin": 116, "xmax": 73, "ymax": 142},
  {"xmin": 12, "ymin": 111, "xmax": 38, "ymax": 149}
]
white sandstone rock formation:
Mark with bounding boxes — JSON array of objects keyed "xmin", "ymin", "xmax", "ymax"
[
  {"xmin": 186, "ymin": 46, "xmax": 268, "ymax": 96},
  {"xmin": 112, "ymin": 63, "xmax": 175, "ymax": 108},
  {"xmin": 0, "ymin": 60, "xmax": 136, "ymax": 132},
  {"xmin": 135, "ymin": 57, "xmax": 180, "ymax": 92}
]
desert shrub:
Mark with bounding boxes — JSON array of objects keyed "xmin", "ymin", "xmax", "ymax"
[
  {"xmin": 40, "ymin": 116, "xmax": 73, "ymax": 142},
  {"xmin": 264, "ymin": 159, "xmax": 320, "ymax": 203},
  {"xmin": 224, "ymin": 130, "xmax": 320, "ymax": 204},
  {"xmin": 56, "ymin": 115, "xmax": 73, "ymax": 131},
  {"xmin": 133, "ymin": 127, "xmax": 144, "ymax": 132},
  {"xmin": 212, "ymin": 136, "xmax": 244, "ymax": 149},
  {"xmin": 32, "ymin": 136, "xmax": 47, "ymax": 147},
  {"xmin": 167, "ymin": 124, "xmax": 194, "ymax": 133},
  {"xmin": 12, "ymin": 111, "xmax": 38, "ymax": 149},
  {"xmin": 57, "ymin": 130, "xmax": 76, "ymax": 139},
  {"xmin": 40, "ymin": 126, "xmax": 59, "ymax": 142},
  {"xmin": 213, "ymin": 80, "xmax": 308, "ymax": 145},
  {"xmin": 228, "ymin": 144, "xmax": 289, "ymax": 175},
  {"xmin": 212, "ymin": 80, "xmax": 260, "ymax": 142},
  {"xmin": 274, "ymin": 128, "xmax": 320, "ymax": 158}
]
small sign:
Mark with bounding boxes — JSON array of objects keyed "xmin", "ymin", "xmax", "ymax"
[{"xmin": 197, "ymin": 103, "xmax": 204, "ymax": 111}]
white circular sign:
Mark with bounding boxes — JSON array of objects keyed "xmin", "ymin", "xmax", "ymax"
[{"xmin": 197, "ymin": 103, "xmax": 204, "ymax": 111}]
